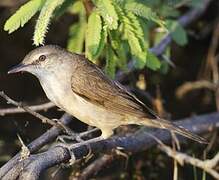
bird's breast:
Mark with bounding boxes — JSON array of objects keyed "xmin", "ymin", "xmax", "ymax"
[
  {"xmin": 39, "ymin": 74, "xmax": 71, "ymax": 107},
  {"xmin": 38, "ymin": 74, "xmax": 122, "ymax": 129}
]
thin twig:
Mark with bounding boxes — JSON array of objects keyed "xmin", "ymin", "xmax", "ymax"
[
  {"xmin": 17, "ymin": 134, "xmax": 30, "ymax": 161},
  {"xmin": 0, "ymin": 91, "xmax": 70, "ymax": 134},
  {"xmin": 0, "ymin": 102, "xmax": 55, "ymax": 116},
  {"xmin": 82, "ymin": 0, "xmax": 94, "ymax": 16},
  {"xmin": 158, "ymin": 142, "xmax": 219, "ymax": 179},
  {"xmin": 75, "ymin": 154, "xmax": 117, "ymax": 180},
  {"xmin": 175, "ymin": 80, "xmax": 216, "ymax": 99},
  {"xmin": 145, "ymin": 132, "xmax": 219, "ymax": 179},
  {"xmin": 204, "ymin": 20, "xmax": 219, "ymax": 84},
  {"xmin": 209, "ymin": 21, "xmax": 219, "ymax": 110}
]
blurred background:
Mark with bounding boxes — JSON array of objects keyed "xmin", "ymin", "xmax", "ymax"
[{"xmin": 0, "ymin": 0, "xmax": 219, "ymax": 179}]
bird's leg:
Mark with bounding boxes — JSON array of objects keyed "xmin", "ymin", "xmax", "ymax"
[
  {"xmin": 68, "ymin": 129, "xmax": 112, "ymax": 149},
  {"xmin": 69, "ymin": 136, "xmax": 104, "ymax": 148},
  {"xmin": 100, "ymin": 129, "xmax": 114, "ymax": 139},
  {"xmin": 57, "ymin": 127, "xmax": 99, "ymax": 143},
  {"xmin": 76, "ymin": 127, "xmax": 99, "ymax": 141}
]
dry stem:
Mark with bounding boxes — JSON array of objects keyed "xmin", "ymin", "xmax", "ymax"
[
  {"xmin": 0, "ymin": 91, "xmax": 71, "ymax": 135},
  {"xmin": 0, "ymin": 102, "xmax": 54, "ymax": 116}
]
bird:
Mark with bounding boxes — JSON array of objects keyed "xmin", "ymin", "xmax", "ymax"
[{"xmin": 8, "ymin": 45, "xmax": 207, "ymax": 143}]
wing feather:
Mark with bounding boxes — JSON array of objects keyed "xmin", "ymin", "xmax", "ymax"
[{"xmin": 71, "ymin": 55, "xmax": 154, "ymax": 118}]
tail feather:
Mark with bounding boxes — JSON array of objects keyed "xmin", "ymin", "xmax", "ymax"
[{"xmin": 138, "ymin": 118, "xmax": 208, "ymax": 144}]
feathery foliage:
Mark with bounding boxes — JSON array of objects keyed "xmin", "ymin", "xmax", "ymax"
[
  {"xmin": 125, "ymin": 2, "xmax": 165, "ymax": 28},
  {"xmin": 109, "ymin": 30, "xmax": 127, "ymax": 70},
  {"xmin": 33, "ymin": 0, "xmax": 65, "ymax": 46},
  {"xmin": 105, "ymin": 45, "xmax": 118, "ymax": 78},
  {"xmin": 94, "ymin": 0, "xmax": 118, "ymax": 30},
  {"xmin": 4, "ymin": 0, "xmax": 193, "ymax": 77},
  {"xmin": 4, "ymin": 0, "xmax": 46, "ymax": 33},
  {"xmin": 120, "ymin": 9, "xmax": 148, "ymax": 68},
  {"xmin": 166, "ymin": 20, "xmax": 188, "ymax": 46},
  {"xmin": 146, "ymin": 52, "xmax": 161, "ymax": 70},
  {"xmin": 67, "ymin": 22, "xmax": 86, "ymax": 54},
  {"xmin": 85, "ymin": 11, "xmax": 106, "ymax": 61},
  {"xmin": 67, "ymin": 1, "xmax": 86, "ymax": 53}
]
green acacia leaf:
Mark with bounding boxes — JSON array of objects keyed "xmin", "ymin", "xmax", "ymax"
[
  {"xmin": 85, "ymin": 11, "xmax": 106, "ymax": 61},
  {"xmin": 66, "ymin": 1, "xmax": 86, "ymax": 53},
  {"xmin": 4, "ymin": 0, "xmax": 46, "ymax": 33},
  {"xmin": 159, "ymin": 61, "xmax": 169, "ymax": 74},
  {"xmin": 121, "ymin": 11, "xmax": 147, "ymax": 68},
  {"xmin": 54, "ymin": 0, "xmax": 75, "ymax": 17},
  {"xmin": 125, "ymin": 2, "xmax": 165, "ymax": 28},
  {"xmin": 70, "ymin": 1, "xmax": 86, "ymax": 15},
  {"xmin": 166, "ymin": 20, "xmax": 188, "ymax": 46},
  {"xmin": 33, "ymin": 0, "xmax": 65, "ymax": 46},
  {"xmin": 67, "ymin": 21, "xmax": 86, "ymax": 53},
  {"xmin": 109, "ymin": 31, "xmax": 127, "ymax": 70},
  {"xmin": 95, "ymin": 25, "xmax": 107, "ymax": 59},
  {"xmin": 94, "ymin": 0, "xmax": 118, "ymax": 30},
  {"xmin": 146, "ymin": 52, "xmax": 161, "ymax": 70},
  {"xmin": 105, "ymin": 45, "xmax": 118, "ymax": 78}
]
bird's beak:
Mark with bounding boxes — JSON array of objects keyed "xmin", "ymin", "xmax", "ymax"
[{"xmin": 8, "ymin": 63, "xmax": 31, "ymax": 74}]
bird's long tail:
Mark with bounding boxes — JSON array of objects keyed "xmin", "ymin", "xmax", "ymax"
[{"xmin": 136, "ymin": 118, "xmax": 208, "ymax": 144}]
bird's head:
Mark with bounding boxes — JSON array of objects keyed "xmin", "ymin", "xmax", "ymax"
[{"xmin": 8, "ymin": 45, "xmax": 71, "ymax": 78}]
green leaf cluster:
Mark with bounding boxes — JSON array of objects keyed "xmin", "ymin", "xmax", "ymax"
[
  {"xmin": 67, "ymin": 1, "xmax": 86, "ymax": 53},
  {"xmin": 4, "ymin": 0, "xmax": 46, "ymax": 33},
  {"xmin": 166, "ymin": 20, "xmax": 188, "ymax": 46},
  {"xmin": 4, "ymin": 0, "xmax": 65, "ymax": 45},
  {"xmin": 34, "ymin": 0, "xmax": 65, "ymax": 45},
  {"xmin": 85, "ymin": 10, "xmax": 106, "ymax": 62},
  {"xmin": 88, "ymin": 0, "xmax": 164, "ymax": 73},
  {"xmin": 67, "ymin": 0, "xmax": 164, "ymax": 73},
  {"xmin": 94, "ymin": 0, "xmax": 118, "ymax": 30},
  {"xmin": 4, "ymin": 0, "xmax": 191, "ymax": 77}
]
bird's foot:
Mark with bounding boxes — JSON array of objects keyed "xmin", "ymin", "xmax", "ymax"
[
  {"xmin": 56, "ymin": 128, "xmax": 102, "ymax": 165},
  {"xmin": 55, "ymin": 136, "xmax": 104, "ymax": 166},
  {"xmin": 55, "ymin": 142, "xmax": 77, "ymax": 166},
  {"xmin": 57, "ymin": 134, "xmax": 81, "ymax": 143},
  {"xmin": 113, "ymin": 148, "xmax": 129, "ymax": 168}
]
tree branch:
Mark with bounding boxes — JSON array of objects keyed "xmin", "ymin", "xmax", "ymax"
[
  {"xmin": 76, "ymin": 154, "xmax": 117, "ymax": 180},
  {"xmin": 1, "ymin": 111, "xmax": 218, "ymax": 179},
  {"xmin": 0, "ymin": 102, "xmax": 55, "ymax": 116},
  {"xmin": 0, "ymin": 113, "xmax": 72, "ymax": 179},
  {"xmin": 0, "ymin": 91, "xmax": 70, "ymax": 134},
  {"xmin": 158, "ymin": 142, "xmax": 219, "ymax": 179},
  {"xmin": 175, "ymin": 80, "xmax": 216, "ymax": 99}
]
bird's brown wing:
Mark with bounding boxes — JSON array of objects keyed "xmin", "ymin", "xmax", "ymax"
[{"xmin": 71, "ymin": 56, "xmax": 155, "ymax": 119}]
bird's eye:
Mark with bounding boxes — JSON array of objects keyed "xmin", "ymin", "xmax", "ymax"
[{"xmin": 39, "ymin": 55, "xmax": 46, "ymax": 61}]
